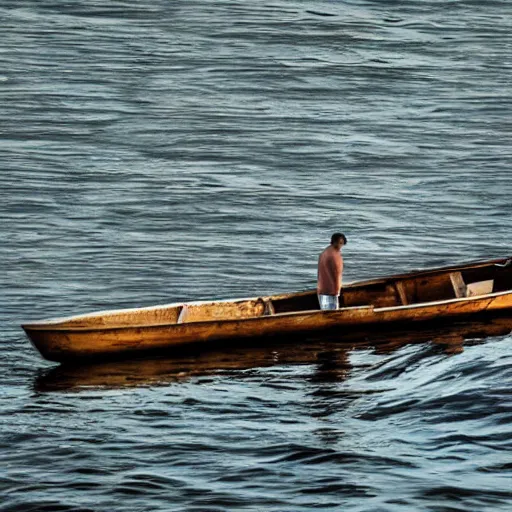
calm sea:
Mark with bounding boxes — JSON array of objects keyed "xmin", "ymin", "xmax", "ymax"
[{"xmin": 1, "ymin": 1, "xmax": 511, "ymax": 511}]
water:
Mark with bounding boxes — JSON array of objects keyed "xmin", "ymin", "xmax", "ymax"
[{"xmin": 1, "ymin": 1, "xmax": 511, "ymax": 510}]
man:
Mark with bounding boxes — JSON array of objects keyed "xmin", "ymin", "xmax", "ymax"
[{"xmin": 317, "ymin": 233, "xmax": 347, "ymax": 310}]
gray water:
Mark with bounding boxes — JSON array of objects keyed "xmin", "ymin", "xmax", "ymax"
[{"xmin": 1, "ymin": 1, "xmax": 511, "ymax": 511}]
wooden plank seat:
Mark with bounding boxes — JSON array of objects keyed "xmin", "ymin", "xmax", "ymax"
[
  {"xmin": 450, "ymin": 272, "xmax": 467, "ymax": 298},
  {"xmin": 177, "ymin": 304, "xmax": 188, "ymax": 324},
  {"xmin": 467, "ymin": 280, "xmax": 494, "ymax": 297},
  {"xmin": 395, "ymin": 281, "xmax": 408, "ymax": 305},
  {"xmin": 262, "ymin": 299, "xmax": 275, "ymax": 316},
  {"xmin": 450, "ymin": 272, "xmax": 494, "ymax": 298}
]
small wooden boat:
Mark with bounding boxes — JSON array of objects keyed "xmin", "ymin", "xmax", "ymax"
[{"xmin": 23, "ymin": 256, "xmax": 512, "ymax": 363}]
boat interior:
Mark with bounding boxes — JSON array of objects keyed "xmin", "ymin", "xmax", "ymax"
[{"xmin": 42, "ymin": 258, "xmax": 512, "ymax": 330}]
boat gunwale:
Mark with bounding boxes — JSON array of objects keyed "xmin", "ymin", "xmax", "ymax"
[{"xmin": 22, "ymin": 289, "xmax": 512, "ymax": 333}]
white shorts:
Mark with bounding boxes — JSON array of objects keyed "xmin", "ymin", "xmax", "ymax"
[{"xmin": 318, "ymin": 294, "xmax": 339, "ymax": 310}]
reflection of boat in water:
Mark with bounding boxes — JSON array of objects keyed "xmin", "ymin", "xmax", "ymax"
[
  {"xmin": 23, "ymin": 256, "xmax": 512, "ymax": 363},
  {"xmin": 34, "ymin": 316, "xmax": 512, "ymax": 393}
]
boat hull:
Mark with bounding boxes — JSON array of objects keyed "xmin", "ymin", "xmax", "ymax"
[{"xmin": 24, "ymin": 290, "xmax": 512, "ymax": 363}]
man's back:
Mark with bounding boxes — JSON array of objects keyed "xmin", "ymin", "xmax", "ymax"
[{"xmin": 317, "ymin": 246, "xmax": 343, "ymax": 296}]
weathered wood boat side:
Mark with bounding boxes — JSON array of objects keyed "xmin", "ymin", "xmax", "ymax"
[
  {"xmin": 22, "ymin": 256, "xmax": 512, "ymax": 362},
  {"xmin": 35, "ymin": 316, "xmax": 512, "ymax": 392}
]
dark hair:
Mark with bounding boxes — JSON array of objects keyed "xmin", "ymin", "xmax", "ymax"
[{"xmin": 331, "ymin": 232, "xmax": 347, "ymax": 245}]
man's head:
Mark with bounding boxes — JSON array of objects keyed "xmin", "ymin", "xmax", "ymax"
[{"xmin": 330, "ymin": 232, "xmax": 347, "ymax": 250}]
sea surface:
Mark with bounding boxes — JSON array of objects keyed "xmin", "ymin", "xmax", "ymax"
[{"xmin": 1, "ymin": 1, "xmax": 511, "ymax": 511}]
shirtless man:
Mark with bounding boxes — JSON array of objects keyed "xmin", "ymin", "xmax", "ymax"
[{"xmin": 317, "ymin": 233, "xmax": 347, "ymax": 310}]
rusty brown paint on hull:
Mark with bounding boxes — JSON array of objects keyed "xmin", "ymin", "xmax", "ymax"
[
  {"xmin": 22, "ymin": 256, "xmax": 512, "ymax": 363},
  {"xmin": 24, "ymin": 292, "xmax": 512, "ymax": 363},
  {"xmin": 34, "ymin": 316, "xmax": 512, "ymax": 392}
]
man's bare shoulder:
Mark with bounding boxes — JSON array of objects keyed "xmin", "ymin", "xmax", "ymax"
[{"xmin": 319, "ymin": 246, "xmax": 331, "ymax": 259}]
